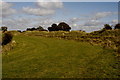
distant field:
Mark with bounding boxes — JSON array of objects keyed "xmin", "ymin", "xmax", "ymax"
[{"xmin": 2, "ymin": 33, "xmax": 119, "ymax": 78}]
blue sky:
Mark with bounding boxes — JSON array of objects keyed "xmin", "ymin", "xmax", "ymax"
[
  {"xmin": 2, "ymin": 0, "xmax": 120, "ymax": 2},
  {"xmin": 55, "ymin": 2, "xmax": 118, "ymax": 20},
  {"xmin": 1, "ymin": 1, "xmax": 118, "ymax": 32}
]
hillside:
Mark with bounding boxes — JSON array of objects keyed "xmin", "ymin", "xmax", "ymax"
[{"xmin": 2, "ymin": 30, "xmax": 119, "ymax": 78}]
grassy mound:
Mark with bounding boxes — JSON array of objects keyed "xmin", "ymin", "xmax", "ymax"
[{"xmin": 2, "ymin": 34, "xmax": 119, "ymax": 78}]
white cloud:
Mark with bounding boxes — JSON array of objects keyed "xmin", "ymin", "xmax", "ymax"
[
  {"xmin": 67, "ymin": 11, "xmax": 117, "ymax": 32},
  {"xmin": 70, "ymin": 23, "xmax": 102, "ymax": 32},
  {"xmin": 67, "ymin": 17, "xmax": 104, "ymax": 32},
  {"xmin": 2, "ymin": 16, "xmax": 37, "ymax": 30},
  {"xmin": 69, "ymin": 17, "xmax": 81, "ymax": 23},
  {"xmin": 81, "ymin": 26, "xmax": 102, "ymax": 32},
  {"xmin": 73, "ymin": 23, "xmax": 77, "ymax": 27},
  {"xmin": 37, "ymin": 0, "xmax": 63, "ymax": 9},
  {"xmin": 23, "ymin": 0, "xmax": 63, "ymax": 16},
  {"xmin": 2, "ymin": 16, "xmax": 58, "ymax": 30},
  {"xmin": 84, "ymin": 20, "xmax": 103, "ymax": 26},
  {"xmin": 23, "ymin": 7, "xmax": 55, "ymax": 16},
  {"xmin": 92, "ymin": 12, "xmax": 116, "ymax": 20},
  {"xmin": 111, "ymin": 20, "xmax": 118, "ymax": 24},
  {"xmin": 0, "ymin": 1, "xmax": 16, "ymax": 17},
  {"xmin": 70, "ymin": 22, "xmax": 103, "ymax": 32}
]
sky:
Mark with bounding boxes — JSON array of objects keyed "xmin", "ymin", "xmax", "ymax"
[{"xmin": 1, "ymin": 0, "xmax": 118, "ymax": 32}]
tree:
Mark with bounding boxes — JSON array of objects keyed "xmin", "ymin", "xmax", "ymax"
[
  {"xmin": 36, "ymin": 26, "xmax": 47, "ymax": 31},
  {"xmin": 48, "ymin": 27, "xmax": 54, "ymax": 31},
  {"xmin": 103, "ymin": 24, "xmax": 112, "ymax": 30},
  {"xmin": 37, "ymin": 26, "xmax": 44, "ymax": 30},
  {"xmin": 51, "ymin": 23, "xmax": 58, "ymax": 31},
  {"xmin": 26, "ymin": 27, "xmax": 36, "ymax": 31},
  {"xmin": 1, "ymin": 26, "xmax": 7, "ymax": 32},
  {"xmin": 48, "ymin": 23, "xmax": 58, "ymax": 31},
  {"xmin": 52, "ymin": 24, "xmax": 57, "ymax": 28},
  {"xmin": 27, "ymin": 26, "xmax": 47, "ymax": 31},
  {"xmin": 58, "ymin": 22, "xmax": 71, "ymax": 31},
  {"xmin": 31, "ymin": 27, "xmax": 37, "ymax": 31},
  {"xmin": 114, "ymin": 23, "xmax": 120, "ymax": 29},
  {"xmin": 48, "ymin": 22, "xmax": 71, "ymax": 31}
]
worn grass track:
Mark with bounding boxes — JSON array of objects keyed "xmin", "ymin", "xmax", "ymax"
[{"xmin": 2, "ymin": 34, "xmax": 119, "ymax": 78}]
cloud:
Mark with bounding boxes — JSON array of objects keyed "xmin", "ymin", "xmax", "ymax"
[
  {"xmin": 2, "ymin": 16, "xmax": 58, "ymax": 30},
  {"xmin": 92, "ymin": 12, "xmax": 117, "ymax": 20},
  {"xmin": 66, "ymin": 11, "xmax": 117, "ymax": 32},
  {"xmin": 70, "ymin": 23, "xmax": 102, "ymax": 32},
  {"xmin": 84, "ymin": 20, "xmax": 103, "ymax": 26},
  {"xmin": 0, "ymin": 1, "xmax": 16, "ymax": 17},
  {"xmin": 23, "ymin": 7, "xmax": 55, "ymax": 16},
  {"xmin": 22, "ymin": 0, "xmax": 63, "ymax": 16},
  {"xmin": 68, "ymin": 12, "xmax": 115, "ymax": 26},
  {"xmin": 111, "ymin": 20, "xmax": 118, "ymax": 24},
  {"xmin": 37, "ymin": 0, "xmax": 63, "ymax": 9},
  {"xmin": 2, "ymin": 16, "xmax": 38, "ymax": 30},
  {"xmin": 69, "ymin": 17, "xmax": 81, "ymax": 23},
  {"xmin": 81, "ymin": 26, "xmax": 102, "ymax": 32},
  {"xmin": 67, "ymin": 17, "xmax": 104, "ymax": 32}
]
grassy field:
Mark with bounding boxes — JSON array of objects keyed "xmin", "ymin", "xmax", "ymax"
[{"xmin": 2, "ymin": 33, "xmax": 119, "ymax": 78}]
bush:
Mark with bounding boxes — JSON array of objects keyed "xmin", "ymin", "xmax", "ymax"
[
  {"xmin": 1, "ymin": 26, "xmax": 7, "ymax": 32},
  {"xmin": 114, "ymin": 24, "xmax": 120, "ymax": 29},
  {"xmin": 2, "ymin": 32, "xmax": 13, "ymax": 45},
  {"xmin": 103, "ymin": 24, "xmax": 112, "ymax": 30},
  {"xmin": 17, "ymin": 30, "xmax": 21, "ymax": 33}
]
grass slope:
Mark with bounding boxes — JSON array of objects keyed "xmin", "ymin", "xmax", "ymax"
[{"xmin": 2, "ymin": 34, "xmax": 119, "ymax": 78}]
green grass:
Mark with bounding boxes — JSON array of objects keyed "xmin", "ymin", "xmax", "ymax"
[{"xmin": 2, "ymin": 34, "xmax": 119, "ymax": 78}]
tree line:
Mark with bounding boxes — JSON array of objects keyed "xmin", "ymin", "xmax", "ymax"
[
  {"xmin": 1, "ymin": 22, "xmax": 120, "ymax": 32},
  {"xmin": 1, "ymin": 22, "xmax": 120, "ymax": 46}
]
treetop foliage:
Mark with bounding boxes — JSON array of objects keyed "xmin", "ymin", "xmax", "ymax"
[{"xmin": 48, "ymin": 22, "xmax": 71, "ymax": 31}]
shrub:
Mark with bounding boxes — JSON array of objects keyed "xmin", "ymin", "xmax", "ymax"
[
  {"xmin": 103, "ymin": 24, "xmax": 112, "ymax": 30},
  {"xmin": 114, "ymin": 23, "xmax": 120, "ymax": 29},
  {"xmin": 1, "ymin": 26, "xmax": 7, "ymax": 32},
  {"xmin": 17, "ymin": 30, "xmax": 21, "ymax": 33},
  {"xmin": 2, "ymin": 32, "xmax": 13, "ymax": 45}
]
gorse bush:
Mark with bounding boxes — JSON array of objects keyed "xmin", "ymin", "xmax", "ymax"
[{"xmin": 2, "ymin": 32, "xmax": 13, "ymax": 45}]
